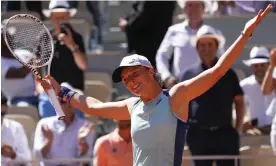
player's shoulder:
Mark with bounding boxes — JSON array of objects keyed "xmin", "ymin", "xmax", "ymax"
[
  {"xmin": 124, "ymin": 97, "xmax": 140, "ymax": 111},
  {"xmin": 168, "ymin": 22, "xmax": 186, "ymax": 32}
]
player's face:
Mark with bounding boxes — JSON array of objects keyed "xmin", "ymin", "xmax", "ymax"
[
  {"xmin": 251, "ymin": 63, "xmax": 269, "ymax": 80},
  {"xmin": 121, "ymin": 66, "xmax": 153, "ymax": 96},
  {"xmin": 197, "ymin": 37, "xmax": 218, "ymax": 61}
]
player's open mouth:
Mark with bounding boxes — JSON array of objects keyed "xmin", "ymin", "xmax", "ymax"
[{"xmin": 133, "ymin": 83, "xmax": 141, "ymax": 90}]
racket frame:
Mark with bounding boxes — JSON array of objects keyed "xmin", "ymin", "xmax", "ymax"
[{"xmin": 3, "ymin": 14, "xmax": 65, "ymax": 120}]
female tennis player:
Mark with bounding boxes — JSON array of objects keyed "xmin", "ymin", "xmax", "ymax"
[{"xmin": 40, "ymin": 5, "xmax": 272, "ymax": 166}]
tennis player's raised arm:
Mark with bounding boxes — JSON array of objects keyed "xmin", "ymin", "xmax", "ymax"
[
  {"xmin": 70, "ymin": 93, "xmax": 136, "ymax": 120},
  {"xmin": 40, "ymin": 75, "xmax": 136, "ymax": 120},
  {"xmin": 170, "ymin": 5, "xmax": 272, "ymax": 102}
]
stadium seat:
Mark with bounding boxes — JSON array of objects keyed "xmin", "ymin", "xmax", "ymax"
[
  {"xmin": 5, "ymin": 114, "xmax": 37, "ymax": 150},
  {"xmin": 240, "ymin": 145, "xmax": 276, "ymax": 166},
  {"xmin": 7, "ymin": 105, "xmax": 40, "ymax": 122},
  {"xmin": 85, "ymin": 71, "xmax": 112, "ymax": 89},
  {"xmin": 85, "ymin": 80, "xmax": 112, "ymax": 102}
]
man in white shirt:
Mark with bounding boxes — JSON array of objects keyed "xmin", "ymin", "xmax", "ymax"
[
  {"xmin": 240, "ymin": 46, "xmax": 275, "ymax": 133},
  {"xmin": 1, "ymin": 95, "xmax": 32, "ymax": 166},
  {"xmin": 33, "ymin": 85, "xmax": 96, "ymax": 166},
  {"xmin": 261, "ymin": 47, "xmax": 276, "ymax": 154},
  {"xmin": 156, "ymin": 0, "xmax": 225, "ymax": 88},
  {"xmin": 1, "ymin": 32, "xmax": 37, "ymax": 107}
]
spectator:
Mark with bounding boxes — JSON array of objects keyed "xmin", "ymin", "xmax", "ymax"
[
  {"xmin": 1, "ymin": 31, "xmax": 38, "ymax": 107},
  {"xmin": 42, "ymin": 0, "xmax": 87, "ymax": 90},
  {"xmin": 182, "ymin": 25, "xmax": 245, "ymax": 166},
  {"xmin": 33, "ymin": 92, "xmax": 96, "ymax": 166},
  {"xmin": 1, "ymin": 95, "xmax": 32, "ymax": 166},
  {"xmin": 119, "ymin": 1, "xmax": 176, "ymax": 67},
  {"xmin": 156, "ymin": 0, "xmax": 225, "ymax": 89},
  {"xmin": 93, "ymin": 96, "xmax": 132, "ymax": 166},
  {"xmin": 240, "ymin": 46, "xmax": 275, "ymax": 134},
  {"xmin": 261, "ymin": 48, "xmax": 276, "ymax": 154},
  {"xmin": 212, "ymin": 0, "xmax": 275, "ymax": 16}
]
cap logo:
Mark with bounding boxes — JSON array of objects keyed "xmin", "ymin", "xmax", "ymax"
[{"xmin": 129, "ymin": 58, "xmax": 139, "ymax": 64}]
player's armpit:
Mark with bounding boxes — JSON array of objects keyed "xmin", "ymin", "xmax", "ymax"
[{"xmin": 71, "ymin": 93, "xmax": 138, "ymax": 120}]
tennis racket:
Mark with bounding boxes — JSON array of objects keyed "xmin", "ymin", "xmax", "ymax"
[{"xmin": 3, "ymin": 14, "xmax": 65, "ymax": 120}]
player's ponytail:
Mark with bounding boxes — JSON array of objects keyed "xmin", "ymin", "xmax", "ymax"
[{"xmin": 154, "ymin": 71, "xmax": 163, "ymax": 88}]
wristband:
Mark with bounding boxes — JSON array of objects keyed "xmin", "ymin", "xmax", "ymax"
[{"xmin": 59, "ymin": 86, "xmax": 77, "ymax": 103}]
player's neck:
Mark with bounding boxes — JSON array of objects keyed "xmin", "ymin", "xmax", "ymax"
[{"xmin": 140, "ymin": 84, "xmax": 163, "ymax": 104}]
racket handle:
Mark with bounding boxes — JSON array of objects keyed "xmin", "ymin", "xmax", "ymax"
[{"xmin": 48, "ymin": 88, "xmax": 65, "ymax": 120}]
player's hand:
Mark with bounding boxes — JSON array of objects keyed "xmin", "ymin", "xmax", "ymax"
[
  {"xmin": 57, "ymin": 27, "xmax": 77, "ymax": 52},
  {"xmin": 1, "ymin": 144, "xmax": 16, "ymax": 159},
  {"xmin": 164, "ymin": 76, "xmax": 178, "ymax": 89},
  {"xmin": 39, "ymin": 75, "xmax": 61, "ymax": 96},
  {"xmin": 270, "ymin": 48, "xmax": 276, "ymax": 67},
  {"xmin": 119, "ymin": 18, "xmax": 128, "ymax": 32},
  {"xmin": 242, "ymin": 4, "xmax": 273, "ymax": 37},
  {"xmin": 41, "ymin": 124, "xmax": 53, "ymax": 142}
]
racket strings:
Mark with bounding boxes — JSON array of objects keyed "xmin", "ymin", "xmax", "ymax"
[{"xmin": 4, "ymin": 17, "xmax": 53, "ymax": 68}]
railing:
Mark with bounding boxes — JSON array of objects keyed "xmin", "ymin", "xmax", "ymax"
[{"xmin": 2, "ymin": 154, "xmax": 276, "ymax": 166}]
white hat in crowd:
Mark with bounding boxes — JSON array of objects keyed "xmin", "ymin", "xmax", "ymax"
[
  {"xmin": 112, "ymin": 54, "xmax": 153, "ymax": 83},
  {"xmin": 42, "ymin": 0, "xmax": 77, "ymax": 18},
  {"xmin": 243, "ymin": 46, "xmax": 270, "ymax": 66},
  {"xmin": 190, "ymin": 25, "xmax": 226, "ymax": 49},
  {"xmin": 177, "ymin": 0, "xmax": 212, "ymax": 13}
]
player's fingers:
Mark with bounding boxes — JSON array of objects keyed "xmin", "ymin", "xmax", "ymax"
[
  {"xmin": 41, "ymin": 79, "xmax": 51, "ymax": 89},
  {"xmin": 260, "ymin": 4, "xmax": 273, "ymax": 19}
]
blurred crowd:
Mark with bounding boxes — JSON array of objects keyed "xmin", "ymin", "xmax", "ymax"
[{"xmin": 1, "ymin": 0, "xmax": 276, "ymax": 166}]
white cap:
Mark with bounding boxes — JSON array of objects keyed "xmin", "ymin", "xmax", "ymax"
[
  {"xmin": 177, "ymin": 0, "xmax": 212, "ymax": 13},
  {"xmin": 42, "ymin": 0, "xmax": 77, "ymax": 18},
  {"xmin": 112, "ymin": 54, "xmax": 153, "ymax": 83},
  {"xmin": 243, "ymin": 46, "xmax": 270, "ymax": 66},
  {"xmin": 190, "ymin": 25, "xmax": 225, "ymax": 49}
]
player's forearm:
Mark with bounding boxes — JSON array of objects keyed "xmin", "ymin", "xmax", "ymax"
[
  {"xmin": 261, "ymin": 64, "xmax": 275, "ymax": 95},
  {"xmin": 70, "ymin": 93, "xmax": 103, "ymax": 114},
  {"xmin": 214, "ymin": 33, "xmax": 250, "ymax": 77}
]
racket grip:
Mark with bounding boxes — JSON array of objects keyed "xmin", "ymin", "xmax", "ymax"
[{"xmin": 48, "ymin": 88, "xmax": 65, "ymax": 120}]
